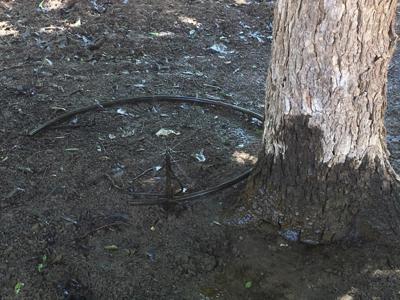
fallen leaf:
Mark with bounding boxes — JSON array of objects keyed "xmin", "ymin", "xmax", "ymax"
[
  {"xmin": 156, "ymin": 129, "xmax": 180, "ymax": 137},
  {"xmin": 104, "ymin": 245, "xmax": 119, "ymax": 251}
]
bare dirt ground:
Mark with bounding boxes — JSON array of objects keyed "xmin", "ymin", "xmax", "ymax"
[{"xmin": 1, "ymin": 1, "xmax": 400, "ymax": 299}]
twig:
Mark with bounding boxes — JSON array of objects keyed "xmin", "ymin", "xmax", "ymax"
[
  {"xmin": 104, "ymin": 173, "xmax": 123, "ymax": 189},
  {"xmin": 86, "ymin": 173, "xmax": 122, "ymax": 189},
  {"xmin": 0, "ymin": 63, "xmax": 29, "ymax": 73},
  {"xmin": 75, "ymin": 221, "xmax": 129, "ymax": 240},
  {"xmin": 165, "ymin": 151, "xmax": 174, "ymax": 199},
  {"xmin": 132, "ymin": 166, "xmax": 161, "ymax": 181},
  {"xmin": 203, "ymin": 83, "xmax": 222, "ymax": 90},
  {"xmin": 66, "ymin": 88, "xmax": 83, "ymax": 97}
]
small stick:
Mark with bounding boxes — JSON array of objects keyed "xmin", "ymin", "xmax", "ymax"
[
  {"xmin": 67, "ymin": 88, "xmax": 83, "ymax": 97},
  {"xmin": 132, "ymin": 166, "xmax": 161, "ymax": 181},
  {"xmin": 75, "ymin": 221, "xmax": 129, "ymax": 240},
  {"xmin": 86, "ymin": 173, "xmax": 122, "ymax": 189},
  {"xmin": 104, "ymin": 173, "xmax": 123, "ymax": 189},
  {"xmin": 165, "ymin": 151, "xmax": 173, "ymax": 199},
  {"xmin": 0, "ymin": 63, "xmax": 29, "ymax": 73}
]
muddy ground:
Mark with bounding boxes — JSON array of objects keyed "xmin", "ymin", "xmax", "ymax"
[{"xmin": 1, "ymin": 1, "xmax": 400, "ymax": 299}]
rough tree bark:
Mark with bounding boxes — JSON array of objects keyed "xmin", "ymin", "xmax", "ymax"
[{"xmin": 247, "ymin": 0, "xmax": 400, "ymax": 244}]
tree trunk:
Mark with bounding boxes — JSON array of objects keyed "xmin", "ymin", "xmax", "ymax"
[{"xmin": 247, "ymin": 0, "xmax": 400, "ymax": 244}]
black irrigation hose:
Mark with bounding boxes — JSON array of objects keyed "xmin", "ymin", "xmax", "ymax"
[
  {"xmin": 28, "ymin": 95, "xmax": 264, "ymax": 136},
  {"xmin": 28, "ymin": 95, "xmax": 264, "ymax": 206}
]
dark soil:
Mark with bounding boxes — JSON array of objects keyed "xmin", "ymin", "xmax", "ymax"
[{"xmin": 1, "ymin": 1, "xmax": 400, "ymax": 299}]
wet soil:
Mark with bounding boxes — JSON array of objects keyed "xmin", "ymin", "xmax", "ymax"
[{"xmin": 1, "ymin": 1, "xmax": 400, "ymax": 299}]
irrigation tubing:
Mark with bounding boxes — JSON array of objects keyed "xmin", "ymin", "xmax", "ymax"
[
  {"xmin": 28, "ymin": 95, "xmax": 264, "ymax": 206},
  {"xmin": 28, "ymin": 95, "xmax": 263, "ymax": 136}
]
